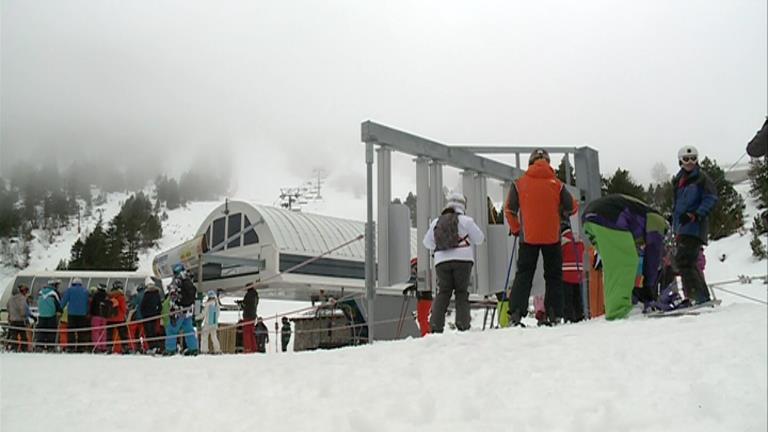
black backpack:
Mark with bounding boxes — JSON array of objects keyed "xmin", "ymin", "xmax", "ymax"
[
  {"xmin": 178, "ymin": 278, "xmax": 197, "ymax": 307},
  {"xmin": 434, "ymin": 213, "xmax": 468, "ymax": 251}
]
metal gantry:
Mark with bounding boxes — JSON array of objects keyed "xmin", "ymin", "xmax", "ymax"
[{"xmin": 362, "ymin": 121, "xmax": 602, "ymax": 340}]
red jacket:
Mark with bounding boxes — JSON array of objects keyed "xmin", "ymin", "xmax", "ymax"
[
  {"xmin": 561, "ymin": 229, "xmax": 584, "ymax": 284},
  {"xmin": 107, "ymin": 292, "xmax": 127, "ymax": 322}
]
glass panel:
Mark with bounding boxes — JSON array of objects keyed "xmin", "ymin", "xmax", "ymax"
[
  {"xmin": 227, "ymin": 237, "xmax": 240, "ymax": 249},
  {"xmin": 11, "ymin": 276, "xmax": 34, "ymax": 295},
  {"xmin": 244, "ymin": 229, "xmax": 259, "ymax": 245},
  {"xmin": 89, "ymin": 277, "xmax": 109, "ymax": 292},
  {"xmin": 106, "ymin": 277, "xmax": 129, "ymax": 291},
  {"xmin": 30, "ymin": 277, "xmax": 50, "ymax": 301},
  {"xmin": 206, "ymin": 225, "xmax": 212, "ymax": 249},
  {"xmin": 212, "ymin": 217, "xmax": 226, "ymax": 249},
  {"xmin": 126, "ymin": 278, "xmax": 144, "ymax": 297},
  {"xmin": 228, "ymin": 213, "xmax": 242, "ymax": 237}
]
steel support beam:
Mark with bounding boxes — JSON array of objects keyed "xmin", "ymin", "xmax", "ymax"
[
  {"xmin": 362, "ymin": 121, "xmax": 522, "ymax": 181},
  {"xmin": 376, "ymin": 146, "xmax": 392, "ymax": 287},
  {"xmin": 365, "ymin": 142, "xmax": 376, "ymax": 343},
  {"xmin": 415, "ymin": 157, "xmax": 431, "ymax": 292}
]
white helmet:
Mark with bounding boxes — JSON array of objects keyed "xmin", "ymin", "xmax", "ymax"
[
  {"xmin": 677, "ymin": 145, "xmax": 699, "ymax": 162},
  {"xmin": 445, "ymin": 191, "xmax": 467, "ymax": 213}
]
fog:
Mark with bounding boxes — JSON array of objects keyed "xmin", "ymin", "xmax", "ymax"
[{"xmin": 1, "ymin": 0, "xmax": 765, "ymax": 219}]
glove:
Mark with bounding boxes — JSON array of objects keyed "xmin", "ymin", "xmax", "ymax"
[
  {"xmin": 679, "ymin": 212, "xmax": 696, "ymax": 225},
  {"xmin": 509, "ymin": 228, "xmax": 520, "ymax": 237}
]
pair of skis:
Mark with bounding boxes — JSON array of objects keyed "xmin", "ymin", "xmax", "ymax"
[{"xmin": 645, "ymin": 299, "xmax": 722, "ymax": 318}]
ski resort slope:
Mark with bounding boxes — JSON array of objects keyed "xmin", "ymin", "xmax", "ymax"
[{"xmin": 1, "ymin": 300, "xmax": 765, "ymax": 432}]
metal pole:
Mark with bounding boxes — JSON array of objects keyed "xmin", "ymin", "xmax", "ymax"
[{"xmin": 365, "ymin": 142, "xmax": 376, "ymax": 344}]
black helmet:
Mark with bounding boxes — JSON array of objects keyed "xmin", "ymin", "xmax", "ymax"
[{"xmin": 111, "ymin": 280, "xmax": 124, "ymax": 291}]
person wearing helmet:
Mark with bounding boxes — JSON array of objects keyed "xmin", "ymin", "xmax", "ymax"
[
  {"xmin": 422, "ymin": 191, "xmax": 485, "ymax": 332},
  {"xmin": 504, "ymin": 149, "xmax": 578, "ymax": 326},
  {"xmin": 60, "ymin": 277, "xmax": 90, "ymax": 352},
  {"xmin": 196, "ymin": 290, "xmax": 221, "ymax": 354},
  {"xmin": 672, "ymin": 145, "xmax": 718, "ymax": 305},
  {"xmin": 36, "ymin": 280, "xmax": 62, "ymax": 352}
]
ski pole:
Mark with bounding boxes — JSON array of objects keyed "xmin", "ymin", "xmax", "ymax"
[{"xmin": 498, "ymin": 235, "xmax": 519, "ymax": 327}]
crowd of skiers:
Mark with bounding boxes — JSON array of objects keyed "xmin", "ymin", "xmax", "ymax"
[
  {"xmin": 4, "ymin": 264, "xmax": 294, "ymax": 355},
  {"xmin": 423, "ymin": 145, "xmax": 719, "ymax": 330}
]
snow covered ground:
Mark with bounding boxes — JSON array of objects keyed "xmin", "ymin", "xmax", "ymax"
[
  {"xmin": 1, "ymin": 298, "xmax": 765, "ymax": 432},
  {"xmin": 1, "ymin": 184, "xmax": 766, "ymax": 432}
]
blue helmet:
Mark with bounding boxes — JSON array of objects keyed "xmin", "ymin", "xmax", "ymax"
[{"xmin": 172, "ymin": 263, "xmax": 185, "ymax": 276}]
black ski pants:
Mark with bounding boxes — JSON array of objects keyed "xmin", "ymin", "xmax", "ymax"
[
  {"xmin": 509, "ymin": 242, "xmax": 563, "ymax": 323},
  {"xmin": 67, "ymin": 315, "xmax": 91, "ymax": 353},
  {"xmin": 675, "ymin": 235, "xmax": 710, "ymax": 303}
]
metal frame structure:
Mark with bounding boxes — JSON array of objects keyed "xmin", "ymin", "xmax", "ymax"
[{"xmin": 362, "ymin": 121, "xmax": 602, "ymax": 340}]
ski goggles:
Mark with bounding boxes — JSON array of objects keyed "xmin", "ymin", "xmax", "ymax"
[{"xmin": 680, "ymin": 155, "xmax": 697, "ymax": 163}]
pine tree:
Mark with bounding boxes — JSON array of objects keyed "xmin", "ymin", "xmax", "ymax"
[
  {"xmin": 556, "ymin": 155, "xmax": 576, "ymax": 186},
  {"xmin": 403, "ymin": 192, "xmax": 417, "ymax": 228},
  {"xmin": 699, "ymin": 157, "xmax": 745, "ymax": 240},
  {"xmin": 0, "ymin": 183, "xmax": 20, "ymax": 237},
  {"xmin": 747, "ymin": 157, "xmax": 768, "ymax": 259},
  {"xmin": 602, "ymin": 168, "xmax": 646, "ymax": 200}
]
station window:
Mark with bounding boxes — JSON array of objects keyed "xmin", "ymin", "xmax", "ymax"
[
  {"xmin": 244, "ymin": 228, "xmax": 259, "ymax": 245},
  {"xmin": 211, "ymin": 217, "xmax": 226, "ymax": 249},
  {"xmin": 226, "ymin": 213, "xmax": 242, "ymax": 249}
]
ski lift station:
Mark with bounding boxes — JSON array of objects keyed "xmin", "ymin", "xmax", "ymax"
[{"xmin": 149, "ymin": 121, "xmax": 602, "ymax": 342}]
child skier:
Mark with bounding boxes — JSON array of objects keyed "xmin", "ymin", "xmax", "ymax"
[{"xmin": 197, "ymin": 290, "xmax": 221, "ymax": 354}]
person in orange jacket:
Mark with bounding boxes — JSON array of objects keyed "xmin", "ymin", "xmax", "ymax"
[
  {"xmin": 107, "ymin": 280, "xmax": 130, "ymax": 353},
  {"xmin": 504, "ymin": 149, "xmax": 578, "ymax": 326}
]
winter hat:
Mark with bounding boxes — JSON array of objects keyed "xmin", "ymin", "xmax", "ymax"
[
  {"xmin": 111, "ymin": 280, "xmax": 124, "ymax": 291},
  {"xmin": 528, "ymin": 148, "xmax": 550, "ymax": 165},
  {"xmin": 207, "ymin": 290, "xmax": 216, "ymax": 299},
  {"xmin": 445, "ymin": 191, "xmax": 467, "ymax": 214}
]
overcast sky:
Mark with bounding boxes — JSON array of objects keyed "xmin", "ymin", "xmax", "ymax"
[{"xmin": 1, "ymin": 0, "xmax": 766, "ymax": 220}]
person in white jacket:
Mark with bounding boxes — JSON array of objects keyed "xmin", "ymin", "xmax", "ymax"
[
  {"xmin": 197, "ymin": 290, "xmax": 221, "ymax": 354},
  {"xmin": 423, "ymin": 192, "xmax": 485, "ymax": 332}
]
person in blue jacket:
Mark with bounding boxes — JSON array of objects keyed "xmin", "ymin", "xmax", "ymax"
[
  {"xmin": 36, "ymin": 280, "xmax": 62, "ymax": 352},
  {"xmin": 60, "ymin": 277, "xmax": 91, "ymax": 352},
  {"xmin": 672, "ymin": 145, "xmax": 719, "ymax": 305}
]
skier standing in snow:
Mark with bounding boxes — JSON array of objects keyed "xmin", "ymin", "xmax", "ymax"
[
  {"xmin": 672, "ymin": 145, "xmax": 718, "ymax": 305},
  {"xmin": 241, "ymin": 284, "xmax": 259, "ymax": 353},
  {"xmin": 140, "ymin": 278, "xmax": 163, "ymax": 353},
  {"xmin": 60, "ymin": 277, "xmax": 91, "ymax": 353},
  {"xmin": 90, "ymin": 283, "xmax": 111, "ymax": 352},
  {"xmin": 560, "ymin": 223, "xmax": 585, "ymax": 323},
  {"xmin": 422, "ymin": 191, "xmax": 485, "ymax": 333},
  {"xmin": 504, "ymin": 149, "xmax": 577, "ymax": 326},
  {"xmin": 280, "ymin": 316, "xmax": 292, "ymax": 352},
  {"xmin": 197, "ymin": 290, "xmax": 221, "ymax": 354},
  {"xmin": 165, "ymin": 264, "xmax": 199, "ymax": 355},
  {"xmin": 254, "ymin": 317, "xmax": 269, "ymax": 353},
  {"xmin": 7, "ymin": 284, "xmax": 31, "ymax": 351},
  {"xmin": 582, "ymin": 194, "xmax": 668, "ymax": 319},
  {"xmin": 107, "ymin": 281, "xmax": 129, "ymax": 354},
  {"xmin": 36, "ymin": 280, "xmax": 62, "ymax": 352}
]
